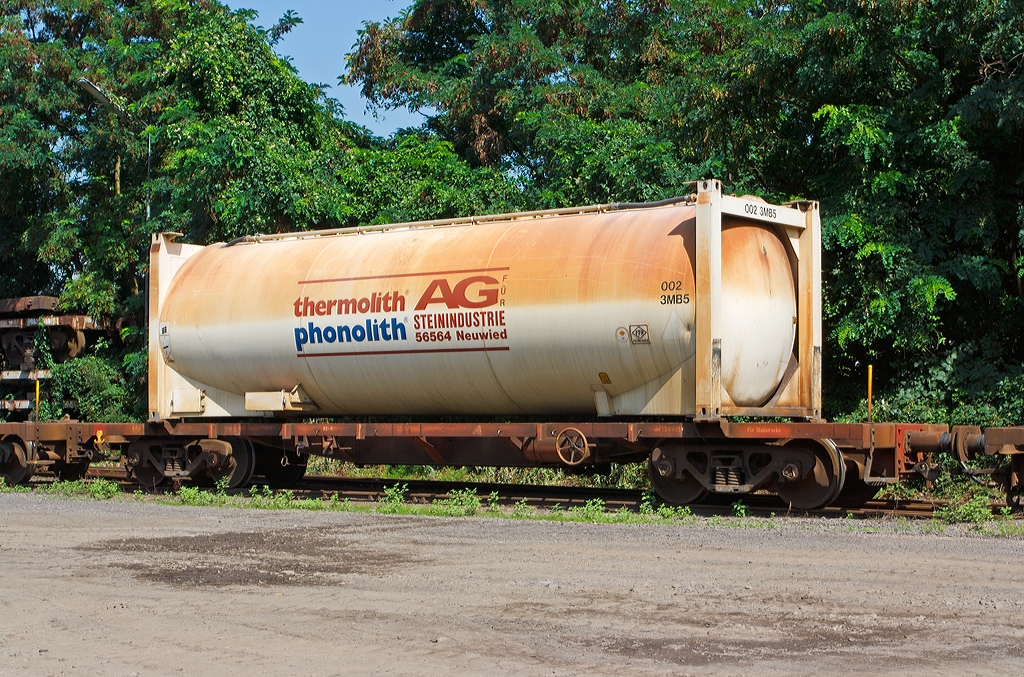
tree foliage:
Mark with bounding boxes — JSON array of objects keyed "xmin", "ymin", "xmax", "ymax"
[
  {"xmin": 2, "ymin": 0, "xmax": 1022, "ymax": 425},
  {"xmin": 0, "ymin": 0, "xmax": 520, "ymax": 419},
  {"xmin": 348, "ymin": 0, "xmax": 1024, "ymax": 422}
]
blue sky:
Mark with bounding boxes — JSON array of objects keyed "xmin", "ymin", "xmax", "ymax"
[{"xmin": 223, "ymin": 0, "xmax": 426, "ymax": 136}]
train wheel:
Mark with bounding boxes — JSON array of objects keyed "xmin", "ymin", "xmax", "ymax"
[
  {"xmin": 52, "ymin": 460, "xmax": 90, "ymax": 482},
  {"xmin": 1, "ymin": 437, "xmax": 35, "ymax": 486},
  {"xmin": 125, "ymin": 441, "xmax": 166, "ymax": 489},
  {"xmin": 648, "ymin": 456, "xmax": 705, "ymax": 505},
  {"xmin": 1, "ymin": 331, "xmax": 34, "ymax": 370},
  {"xmin": 130, "ymin": 463, "xmax": 166, "ymax": 489},
  {"xmin": 776, "ymin": 440, "xmax": 845, "ymax": 511},
  {"xmin": 207, "ymin": 438, "xmax": 256, "ymax": 489},
  {"xmin": 49, "ymin": 328, "xmax": 86, "ymax": 362}
]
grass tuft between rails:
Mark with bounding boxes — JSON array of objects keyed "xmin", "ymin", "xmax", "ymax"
[
  {"xmin": 35, "ymin": 478, "xmax": 121, "ymax": 500},
  {"xmin": 3, "ymin": 477, "xmax": 1024, "ymax": 535}
]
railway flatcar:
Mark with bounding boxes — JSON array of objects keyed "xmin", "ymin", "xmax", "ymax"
[
  {"xmin": 1, "ymin": 180, "xmax": 1022, "ymax": 509},
  {"xmin": 0, "ymin": 295, "xmax": 112, "ymax": 421}
]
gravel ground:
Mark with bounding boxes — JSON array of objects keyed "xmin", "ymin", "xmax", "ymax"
[{"xmin": 1, "ymin": 493, "xmax": 1022, "ymax": 676}]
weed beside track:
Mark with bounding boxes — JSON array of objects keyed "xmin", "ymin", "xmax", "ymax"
[{"xmin": 3, "ymin": 475, "xmax": 1023, "ymax": 536}]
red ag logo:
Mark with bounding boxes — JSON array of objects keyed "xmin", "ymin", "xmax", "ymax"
[{"xmin": 415, "ymin": 276, "xmax": 499, "ymax": 310}]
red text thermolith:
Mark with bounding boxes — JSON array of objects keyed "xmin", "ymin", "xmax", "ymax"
[{"xmin": 293, "ymin": 292, "xmax": 406, "ymax": 317}]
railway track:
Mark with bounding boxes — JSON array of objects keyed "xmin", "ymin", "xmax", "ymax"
[
  {"xmin": 73, "ymin": 466, "xmax": 952, "ymax": 519},
  {"xmin": 292, "ymin": 474, "xmax": 948, "ymax": 519}
]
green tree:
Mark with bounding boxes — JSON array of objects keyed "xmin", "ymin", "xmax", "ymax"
[
  {"xmin": 348, "ymin": 0, "xmax": 1024, "ymax": 423},
  {"xmin": 338, "ymin": 133, "xmax": 523, "ymax": 224},
  {"xmin": 347, "ymin": 0, "xmax": 703, "ymax": 204},
  {"xmin": 0, "ymin": 0, "xmax": 519, "ymax": 420}
]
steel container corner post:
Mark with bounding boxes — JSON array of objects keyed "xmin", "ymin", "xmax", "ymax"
[{"xmin": 148, "ymin": 180, "xmax": 821, "ymax": 420}]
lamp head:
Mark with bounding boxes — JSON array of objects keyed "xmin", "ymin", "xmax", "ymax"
[{"xmin": 77, "ymin": 77, "xmax": 129, "ymax": 122}]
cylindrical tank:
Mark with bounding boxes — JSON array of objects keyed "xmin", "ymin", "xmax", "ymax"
[{"xmin": 158, "ymin": 204, "xmax": 796, "ymax": 416}]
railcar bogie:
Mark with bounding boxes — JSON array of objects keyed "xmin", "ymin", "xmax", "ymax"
[
  {"xmin": 647, "ymin": 437, "xmax": 846, "ymax": 510},
  {"xmin": 124, "ymin": 436, "xmax": 258, "ymax": 489},
  {"xmin": 0, "ymin": 295, "xmax": 113, "ymax": 420}
]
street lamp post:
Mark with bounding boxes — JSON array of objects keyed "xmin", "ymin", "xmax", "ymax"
[{"xmin": 77, "ymin": 77, "xmax": 151, "ymax": 221}]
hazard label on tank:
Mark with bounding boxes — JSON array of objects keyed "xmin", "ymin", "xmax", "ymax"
[{"xmin": 629, "ymin": 324, "xmax": 650, "ymax": 345}]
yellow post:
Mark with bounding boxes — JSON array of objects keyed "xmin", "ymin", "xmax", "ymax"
[
  {"xmin": 867, "ymin": 364, "xmax": 873, "ymax": 424},
  {"xmin": 34, "ymin": 379, "xmax": 40, "ymax": 421}
]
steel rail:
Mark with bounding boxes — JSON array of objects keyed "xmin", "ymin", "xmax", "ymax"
[{"xmin": 71, "ymin": 467, "xmax": 955, "ymax": 519}]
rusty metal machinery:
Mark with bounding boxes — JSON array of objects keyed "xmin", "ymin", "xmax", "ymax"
[
  {"xmin": 0, "ymin": 296, "xmax": 107, "ymax": 371},
  {"xmin": 0, "ymin": 295, "xmax": 112, "ymax": 418},
  {"xmin": 2, "ymin": 418, "xmax": 1024, "ymax": 511},
  {"xmin": 905, "ymin": 426, "xmax": 1024, "ymax": 510}
]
